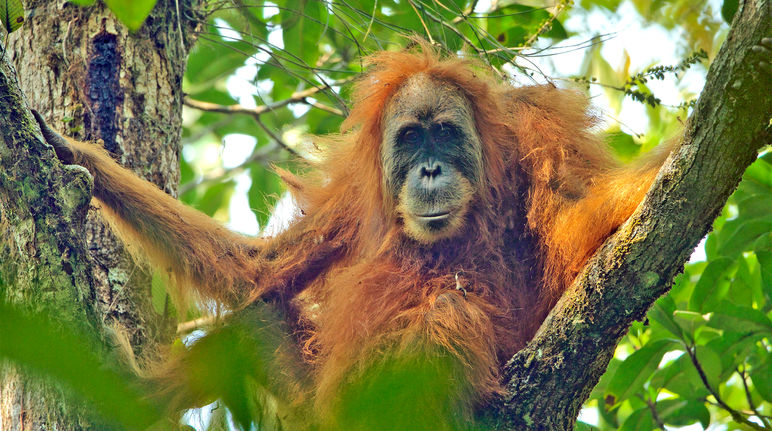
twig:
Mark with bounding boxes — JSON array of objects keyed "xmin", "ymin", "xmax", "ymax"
[
  {"xmin": 451, "ymin": 0, "xmax": 479, "ymax": 23},
  {"xmin": 685, "ymin": 345, "xmax": 766, "ymax": 431},
  {"xmin": 231, "ymin": 0, "xmax": 268, "ymax": 30},
  {"xmin": 406, "ymin": 0, "xmax": 434, "ymax": 44},
  {"xmin": 304, "ymin": 99, "xmax": 344, "ymax": 117},
  {"xmin": 174, "ymin": 0, "xmax": 186, "ymax": 55},
  {"xmin": 178, "ymin": 141, "xmax": 281, "ymax": 195},
  {"xmin": 417, "ymin": 4, "xmax": 480, "ymax": 55},
  {"xmin": 183, "ymin": 76, "xmax": 353, "ymax": 118},
  {"xmin": 521, "ymin": 0, "xmax": 570, "ymax": 49},
  {"xmin": 184, "ymin": 96, "xmax": 298, "ymax": 157},
  {"xmin": 177, "ymin": 315, "xmax": 218, "ymax": 334},
  {"xmin": 253, "ymin": 115, "xmax": 297, "ymax": 158},
  {"xmin": 183, "ymin": 77, "xmax": 354, "ymax": 159},
  {"xmin": 737, "ymin": 366, "xmax": 772, "ymax": 428},
  {"xmin": 642, "ymin": 397, "xmax": 666, "ymax": 430}
]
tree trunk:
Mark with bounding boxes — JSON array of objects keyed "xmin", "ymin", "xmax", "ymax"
[{"xmin": 0, "ymin": 0, "xmax": 203, "ymax": 429}]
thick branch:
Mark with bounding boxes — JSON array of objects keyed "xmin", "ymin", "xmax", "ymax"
[{"xmin": 486, "ymin": 1, "xmax": 772, "ymax": 429}]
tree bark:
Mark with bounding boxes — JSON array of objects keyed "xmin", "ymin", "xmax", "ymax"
[
  {"xmin": 0, "ymin": 1, "xmax": 203, "ymax": 429},
  {"xmin": 484, "ymin": 0, "xmax": 772, "ymax": 428}
]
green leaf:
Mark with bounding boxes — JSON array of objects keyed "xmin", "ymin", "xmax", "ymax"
[
  {"xmin": 735, "ymin": 195, "xmax": 772, "ymax": 220},
  {"xmin": 185, "ymin": 39, "xmax": 258, "ymax": 93},
  {"xmin": 544, "ymin": 19, "xmax": 568, "ymax": 40},
  {"xmin": 691, "ymin": 346, "xmax": 722, "ymax": 390},
  {"xmin": 707, "ymin": 302, "xmax": 772, "ymax": 334},
  {"xmin": 648, "ymin": 296, "xmax": 684, "ymax": 340},
  {"xmin": 706, "ymin": 331, "xmax": 767, "ymax": 378},
  {"xmin": 103, "ymin": 0, "xmax": 157, "ymax": 31},
  {"xmin": 248, "ymin": 164, "xmax": 285, "ymax": 229},
  {"xmin": 280, "ymin": 0, "xmax": 326, "ymax": 71},
  {"xmin": 756, "ymin": 250, "xmax": 772, "ymax": 302},
  {"xmin": 0, "ymin": 302, "xmax": 162, "ymax": 429},
  {"xmin": 574, "ymin": 421, "xmax": 600, "ymax": 431},
  {"xmin": 606, "ymin": 130, "xmax": 640, "ymax": 161},
  {"xmin": 672, "ymin": 310, "xmax": 707, "ymax": 336},
  {"xmin": 688, "ymin": 257, "xmax": 735, "ymax": 312},
  {"xmin": 1, "ymin": 0, "xmax": 25, "ymax": 33},
  {"xmin": 652, "ymin": 353, "xmax": 708, "ymax": 398},
  {"xmin": 197, "ymin": 180, "xmax": 236, "ymax": 217},
  {"xmin": 606, "ymin": 339, "xmax": 676, "ymax": 404},
  {"xmin": 751, "ymin": 359, "xmax": 772, "ymax": 402},
  {"xmin": 721, "ymin": 0, "xmax": 739, "ymax": 23},
  {"xmin": 656, "ymin": 398, "xmax": 710, "ymax": 428},
  {"xmin": 590, "ymin": 357, "xmax": 621, "ymax": 400},
  {"xmin": 716, "ymin": 216, "xmax": 772, "ymax": 257},
  {"xmin": 619, "ymin": 408, "xmax": 654, "ymax": 431}
]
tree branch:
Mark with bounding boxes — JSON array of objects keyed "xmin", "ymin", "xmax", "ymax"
[
  {"xmin": 738, "ymin": 366, "xmax": 772, "ymax": 428},
  {"xmin": 684, "ymin": 346, "xmax": 765, "ymax": 430},
  {"xmin": 485, "ymin": 0, "xmax": 772, "ymax": 429},
  {"xmin": 183, "ymin": 76, "xmax": 353, "ymax": 118},
  {"xmin": 183, "ymin": 77, "xmax": 353, "ymax": 159},
  {"xmin": 178, "ymin": 141, "xmax": 281, "ymax": 195}
]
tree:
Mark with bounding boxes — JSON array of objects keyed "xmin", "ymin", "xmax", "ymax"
[
  {"xmin": 0, "ymin": 0, "xmax": 204, "ymax": 428},
  {"xmin": 0, "ymin": 0, "xmax": 770, "ymax": 430}
]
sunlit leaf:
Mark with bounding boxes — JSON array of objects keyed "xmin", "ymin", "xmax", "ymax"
[
  {"xmin": 280, "ymin": 0, "xmax": 326, "ymax": 72},
  {"xmin": 606, "ymin": 339, "xmax": 676, "ymax": 404},
  {"xmin": 1, "ymin": 0, "xmax": 24, "ymax": 33},
  {"xmin": 716, "ymin": 217, "xmax": 772, "ymax": 257},
  {"xmin": 619, "ymin": 407, "xmax": 654, "ymax": 431},
  {"xmin": 751, "ymin": 359, "xmax": 772, "ymax": 403},
  {"xmin": 197, "ymin": 180, "xmax": 236, "ymax": 217},
  {"xmin": 656, "ymin": 398, "xmax": 710, "ymax": 428},
  {"xmin": 707, "ymin": 302, "xmax": 772, "ymax": 335},
  {"xmin": 721, "ymin": 0, "xmax": 739, "ymax": 23},
  {"xmin": 606, "ymin": 130, "xmax": 641, "ymax": 160},
  {"xmin": 103, "ymin": 0, "xmax": 157, "ymax": 31},
  {"xmin": 335, "ymin": 349, "xmax": 469, "ymax": 431},
  {"xmin": 688, "ymin": 257, "xmax": 735, "ymax": 312},
  {"xmin": 648, "ymin": 296, "xmax": 684, "ymax": 340},
  {"xmin": 248, "ymin": 164, "xmax": 285, "ymax": 229},
  {"xmin": 574, "ymin": 421, "xmax": 600, "ymax": 430}
]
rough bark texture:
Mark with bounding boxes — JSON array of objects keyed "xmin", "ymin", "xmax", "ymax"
[
  {"xmin": 483, "ymin": 0, "xmax": 772, "ymax": 429},
  {"xmin": 0, "ymin": 1, "xmax": 204, "ymax": 429},
  {"xmin": 0, "ymin": 47, "xmax": 99, "ymax": 430}
]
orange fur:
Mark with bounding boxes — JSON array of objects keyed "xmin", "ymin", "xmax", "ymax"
[{"xmin": 49, "ymin": 43, "xmax": 668, "ymax": 425}]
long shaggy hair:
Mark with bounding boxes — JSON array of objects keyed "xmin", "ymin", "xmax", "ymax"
[{"xmin": 251, "ymin": 43, "xmax": 665, "ymax": 412}]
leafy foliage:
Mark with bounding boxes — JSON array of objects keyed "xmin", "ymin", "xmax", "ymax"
[{"xmin": 0, "ymin": 300, "xmax": 163, "ymax": 430}]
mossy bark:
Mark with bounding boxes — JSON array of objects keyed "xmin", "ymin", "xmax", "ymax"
[
  {"xmin": 0, "ymin": 1, "xmax": 204, "ymax": 429},
  {"xmin": 483, "ymin": 0, "xmax": 772, "ymax": 429}
]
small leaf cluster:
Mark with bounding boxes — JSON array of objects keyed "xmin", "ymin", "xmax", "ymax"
[{"xmin": 622, "ymin": 50, "xmax": 708, "ymax": 108}]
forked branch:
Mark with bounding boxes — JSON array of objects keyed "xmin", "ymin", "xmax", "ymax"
[{"xmin": 486, "ymin": 0, "xmax": 772, "ymax": 428}]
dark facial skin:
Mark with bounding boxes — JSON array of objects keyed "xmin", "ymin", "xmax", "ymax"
[{"xmin": 381, "ymin": 74, "xmax": 484, "ymax": 243}]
